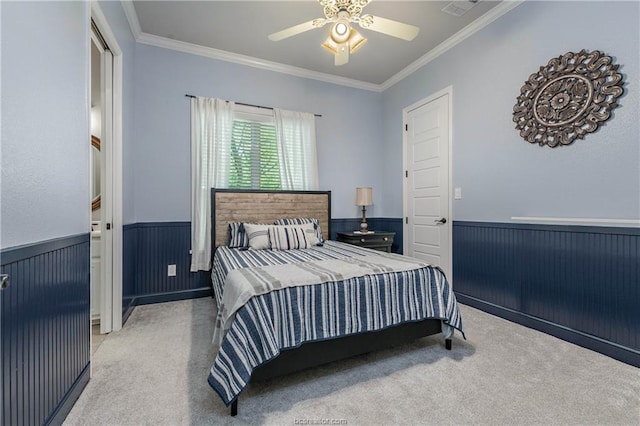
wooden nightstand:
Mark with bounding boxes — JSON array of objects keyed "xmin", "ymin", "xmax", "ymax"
[{"xmin": 336, "ymin": 231, "xmax": 395, "ymax": 253}]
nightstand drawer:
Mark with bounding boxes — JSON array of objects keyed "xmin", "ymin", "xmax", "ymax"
[{"xmin": 336, "ymin": 231, "xmax": 395, "ymax": 253}]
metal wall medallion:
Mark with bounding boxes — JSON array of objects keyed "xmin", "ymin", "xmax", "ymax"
[{"xmin": 513, "ymin": 50, "xmax": 624, "ymax": 147}]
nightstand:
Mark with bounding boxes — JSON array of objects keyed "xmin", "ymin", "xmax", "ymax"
[{"xmin": 336, "ymin": 231, "xmax": 395, "ymax": 253}]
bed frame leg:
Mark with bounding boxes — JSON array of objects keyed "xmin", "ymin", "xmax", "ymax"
[
  {"xmin": 445, "ymin": 338, "xmax": 452, "ymax": 350},
  {"xmin": 230, "ymin": 399, "xmax": 238, "ymax": 416}
]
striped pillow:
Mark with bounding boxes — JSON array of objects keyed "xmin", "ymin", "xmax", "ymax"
[
  {"xmin": 244, "ymin": 223, "xmax": 271, "ymax": 250},
  {"xmin": 278, "ymin": 223, "xmax": 318, "ymax": 246},
  {"xmin": 274, "ymin": 218, "xmax": 324, "ymax": 243},
  {"xmin": 268, "ymin": 226, "xmax": 310, "ymax": 250},
  {"xmin": 228, "ymin": 222, "xmax": 248, "ymax": 248}
]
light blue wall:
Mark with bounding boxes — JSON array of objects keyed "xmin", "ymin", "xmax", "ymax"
[
  {"xmin": 131, "ymin": 45, "xmax": 383, "ymax": 221},
  {"xmin": 98, "ymin": 0, "xmax": 137, "ymax": 224},
  {"xmin": 381, "ymin": 1, "xmax": 640, "ymax": 221},
  {"xmin": 1, "ymin": 1, "xmax": 90, "ymax": 249}
]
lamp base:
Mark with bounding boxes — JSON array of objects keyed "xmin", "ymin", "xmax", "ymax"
[
  {"xmin": 360, "ymin": 205, "xmax": 368, "ymax": 234},
  {"xmin": 360, "ymin": 222, "xmax": 368, "ymax": 234}
]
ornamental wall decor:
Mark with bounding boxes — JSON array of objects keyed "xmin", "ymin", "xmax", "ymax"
[{"xmin": 513, "ymin": 49, "xmax": 624, "ymax": 147}]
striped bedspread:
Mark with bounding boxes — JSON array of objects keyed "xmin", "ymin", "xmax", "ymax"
[{"xmin": 208, "ymin": 241, "xmax": 464, "ymax": 406}]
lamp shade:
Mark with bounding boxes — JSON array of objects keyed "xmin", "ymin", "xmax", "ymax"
[{"xmin": 355, "ymin": 187, "xmax": 373, "ymax": 206}]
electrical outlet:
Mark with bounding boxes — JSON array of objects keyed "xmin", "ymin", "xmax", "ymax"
[{"xmin": 167, "ymin": 264, "xmax": 176, "ymax": 277}]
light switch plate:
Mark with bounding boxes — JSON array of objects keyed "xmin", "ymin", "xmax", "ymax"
[
  {"xmin": 168, "ymin": 264, "xmax": 176, "ymax": 277},
  {"xmin": 454, "ymin": 187, "xmax": 462, "ymax": 200}
]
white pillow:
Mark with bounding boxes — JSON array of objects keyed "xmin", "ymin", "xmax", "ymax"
[
  {"xmin": 268, "ymin": 226, "xmax": 311, "ymax": 250},
  {"xmin": 244, "ymin": 223, "xmax": 271, "ymax": 250}
]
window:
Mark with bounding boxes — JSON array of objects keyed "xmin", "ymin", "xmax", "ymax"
[
  {"xmin": 190, "ymin": 97, "xmax": 318, "ymax": 271},
  {"xmin": 224, "ymin": 104, "xmax": 319, "ymax": 191},
  {"xmin": 228, "ymin": 113, "xmax": 281, "ymax": 190}
]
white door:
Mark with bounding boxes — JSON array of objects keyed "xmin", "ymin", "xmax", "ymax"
[
  {"xmin": 99, "ymin": 40, "xmax": 114, "ymax": 335},
  {"xmin": 91, "ymin": 3, "xmax": 124, "ymax": 333},
  {"xmin": 403, "ymin": 89, "xmax": 452, "ymax": 279}
]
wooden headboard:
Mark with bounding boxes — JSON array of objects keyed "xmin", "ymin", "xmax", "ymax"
[{"xmin": 211, "ymin": 189, "xmax": 332, "ymax": 248}]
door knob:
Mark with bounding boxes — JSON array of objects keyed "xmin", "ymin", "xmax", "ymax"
[{"xmin": 435, "ymin": 218, "xmax": 447, "ymax": 224}]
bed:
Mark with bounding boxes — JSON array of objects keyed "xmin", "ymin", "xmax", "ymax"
[{"xmin": 207, "ymin": 189, "xmax": 464, "ymax": 416}]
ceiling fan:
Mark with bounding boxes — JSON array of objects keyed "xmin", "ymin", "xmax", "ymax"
[{"xmin": 268, "ymin": 0, "xmax": 420, "ymax": 66}]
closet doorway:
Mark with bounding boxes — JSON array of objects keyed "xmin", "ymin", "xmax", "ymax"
[{"xmin": 90, "ymin": 3, "xmax": 124, "ymax": 336}]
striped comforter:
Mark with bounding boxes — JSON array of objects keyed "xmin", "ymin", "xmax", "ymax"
[{"xmin": 208, "ymin": 241, "xmax": 464, "ymax": 406}]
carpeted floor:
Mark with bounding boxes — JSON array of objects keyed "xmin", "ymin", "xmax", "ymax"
[{"xmin": 64, "ymin": 298, "xmax": 640, "ymax": 425}]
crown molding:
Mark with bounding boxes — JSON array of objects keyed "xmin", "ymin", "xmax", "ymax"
[
  {"xmin": 119, "ymin": 0, "xmax": 523, "ymax": 93},
  {"xmin": 136, "ymin": 32, "xmax": 381, "ymax": 92},
  {"xmin": 380, "ymin": 0, "xmax": 525, "ymax": 91},
  {"xmin": 121, "ymin": 1, "xmax": 142, "ymax": 40}
]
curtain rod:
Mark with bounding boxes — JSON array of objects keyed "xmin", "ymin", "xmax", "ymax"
[{"xmin": 184, "ymin": 94, "xmax": 322, "ymax": 118}]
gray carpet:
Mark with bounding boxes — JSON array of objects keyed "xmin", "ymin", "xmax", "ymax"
[{"xmin": 64, "ymin": 298, "xmax": 640, "ymax": 425}]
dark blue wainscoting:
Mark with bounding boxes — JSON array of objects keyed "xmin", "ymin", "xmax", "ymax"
[
  {"xmin": 123, "ymin": 224, "xmax": 137, "ymax": 322},
  {"xmin": 331, "ymin": 218, "xmax": 403, "ymax": 253},
  {"xmin": 0, "ymin": 234, "xmax": 91, "ymax": 425},
  {"xmin": 123, "ymin": 223, "xmax": 211, "ymax": 320},
  {"xmin": 453, "ymin": 221, "xmax": 640, "ymax": 366}
]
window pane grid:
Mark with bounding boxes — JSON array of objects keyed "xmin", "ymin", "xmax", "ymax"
[{"xmin": 229, "ymin": 119, "xmax": 281, "ymax": 190}]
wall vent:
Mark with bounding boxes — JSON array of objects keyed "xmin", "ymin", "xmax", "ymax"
[{"xmin": 442, "ymin": 0, "xmax": 479, "ymax": 17}]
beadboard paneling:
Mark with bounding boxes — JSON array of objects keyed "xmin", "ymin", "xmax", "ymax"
[
  {"xmin": 122, "ymin": 224, "xmax": 137, "ymax": 321},
  {"xmin": 0, "ymin": 234, "xmax": 90, "ymax": 425},
  {"xmin": 123, "ymin": 223, "xmax": 211, "ymax": 307},
  {"xmin": 453, "ymin": 221, "xmax": 640, "ymax": 364}
]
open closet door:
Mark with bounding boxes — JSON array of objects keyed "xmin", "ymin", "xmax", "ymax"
[
  {"xmin": 101, "ymin": 43, "xmax": 114, "ymax": 334},
  {"xmin": 90, "ymin": 6, "xmax": 123, "ymax": 334}
]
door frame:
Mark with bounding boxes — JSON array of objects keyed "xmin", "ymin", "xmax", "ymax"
[
  {"xmin": 402, "ymin": 85, "xmax": 453, "ymax": 283},
  {"xmin": 91, "ymin": 2, "xmax": 123, "ymax": 332}
]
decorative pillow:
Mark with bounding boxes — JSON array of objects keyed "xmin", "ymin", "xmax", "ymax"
[
  {"xmin": 228, "ymin": 222, "xmax": 248, "ymax": 248},
  {"xmin": 274, "ymin": 222, "xmax": 318, "ymax": 246},
  {"xmin": 243, "ymin": 223, "xmax": 271, "ymax": 250},
  {"xmin": 268, "ymin": 226, "xmax": 311, "ymax": 250},
  {"xmin": 274, "ymin": 218, "xmax": 324, "ymax": 243}
]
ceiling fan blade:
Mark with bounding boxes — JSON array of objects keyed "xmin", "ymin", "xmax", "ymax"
[
  {"xmin": 335, "ymin": 42, "xmax": 349, "ymax": 66},
  {"xmin": 358, "ymin": 15, "xmax": 419, "ymax": 41},
  {"xmin": 268, "ymin": 19, "xmax": 327, "ymax": 42}
]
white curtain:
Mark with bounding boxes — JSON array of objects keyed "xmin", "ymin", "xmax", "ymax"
[
  {"xmin": 274, "ymin": 109, "xmax": 319, "ymax": 190},
  {"xmin": 190, "ymin": 97, "xmax": 234, "ymax": 271}
]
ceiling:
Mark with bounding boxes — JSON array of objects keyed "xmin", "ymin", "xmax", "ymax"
[{"xmin": 130, "ymin": 1, "xmax": 504, "ymax": 87}]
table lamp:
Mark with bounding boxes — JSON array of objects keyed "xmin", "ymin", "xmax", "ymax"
[{"xmin": 355, "ymin": 187, "xmax": 373, "ymax": 233}]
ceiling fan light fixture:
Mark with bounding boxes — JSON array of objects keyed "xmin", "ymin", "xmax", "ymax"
[
  {"xmin": 268, "ymin": 0, "xmax": 417, "ymax": 66},
  {"xmin": 321, "ymin": 36, "xmax": 341, "ymax": 55},
  {"xmin": 335, "ymin": 22, "xmax": 349, "ymax": 36},
  {"xmin": 322, "ymin": 29, "xmax": 367, "ymax": 54},
  {"xmin": 348, "ymin": 29, "xmax": 367, "ymax": 53},
  {"xmin": 321, "ymin": 27, "xmax": 367, "ymax": 65},
  {"xmin": 331, "ymin": 19, "xmax": 351, "ymax": 43}
]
